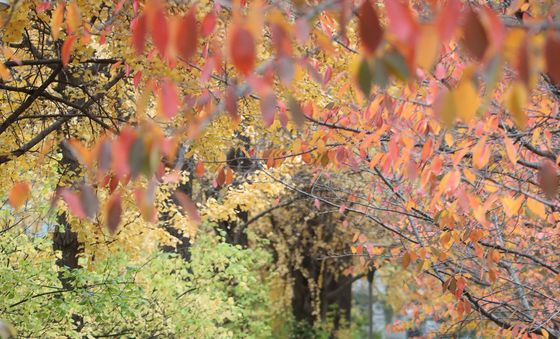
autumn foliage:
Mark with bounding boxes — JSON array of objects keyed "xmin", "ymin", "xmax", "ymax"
[{"xmin": 1, "ymin": 0, "xmax": 560, "ymax": 338}]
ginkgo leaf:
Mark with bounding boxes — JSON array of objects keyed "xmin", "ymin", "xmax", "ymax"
[
  {"xmin": 174, "ymin": 191, "xmax": 201, "ymax": 224},
  {"xmin": 61, "ymin": 35, "xmax": 77, "ymax": 67},
  {"xmin": 538, "ymin": 159, "xmax": 558, "ymax": 199},
  {"xmin": 358, "ymin": 0, "xmax": 382, "ymax": 55},
  {"xmin": 106, "ymin": 192, "xmax": 122, "ymax": 234},
  {"xmin": 8, "ymin": 182, "xmax": 30, "ymax": 209},
  {"xmin": 229, "ymin": 25, "xmax": 256, "ymax": 76},
  {"xmin": 51, "ymin": 2, "xmax": 64, "ymax": 40}
]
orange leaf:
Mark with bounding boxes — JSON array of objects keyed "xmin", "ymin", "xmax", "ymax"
[
  {"xmin": 472, "ymin": 137, "xmax": 490, "ymax": 169},
  {"xmin": 358, "ymin": 0, "xmax": 383, "ymax": 55},
  {"xmin": 225, "ymin": 167, "xmax": 234, "ymax": 185},
  {"xmin": 195, "ymin": 160, "xmax": 205, "ymax": 177},
  {"xmin": 8, "ymin": 182, "xmax": 30, "ymax": 209},
  {"xmin": 61, "ymin": 35, "xmax": 77, "ymax": 68},
  {"xmin": 0, "ymin": 63, "xmax": 10, "ymax": 81},
  {"xmin": 229, "ymin": 25, "xmax": 256, "ymax": 76},
  {"xmin": 51, "ymin": 2, "xmax": 64, "ymax": 40},
  {"xmin": 401, "ymin": 252, "xmax": 411, "ymax": 269},
  {"xmin": 66, "ymin": 1, "xmax": 81, "ymax": 35},
  {"xmin": 174, "ymin": 191, "xmax": 201, "ymax": 224}
]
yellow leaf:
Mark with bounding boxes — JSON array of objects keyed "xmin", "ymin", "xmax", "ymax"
[
  {"xmin": 503, "ymin": 136, "xmax": 517, "ymax": 165},
  {"xmin": 502, "ymin": 195, "xmax": 523, "ymax": 217},
  {"xmin": 463, "ymin": 168, "xmax": 476, "ymax": 183},
  {"xmin": 527, "ymin": 198, "xmax": 547, "ymax": 219},
  {"xmin": 415, "ymin": 25, "xmax": 440, "ymax": 70},
  {"xmin": 437, "ymin": 90, "xmax": 456, "ymax": 127},
  {"xmin": 401, "ymin": 252, "xmax": 411, "ymax": 269},
  {"xmin": 505, "ymin": 81, "xmax": 527, "ymax": 129},
  {"xmin": 454, "ymin": 80, "xmax": 480, "ymax": 123}
]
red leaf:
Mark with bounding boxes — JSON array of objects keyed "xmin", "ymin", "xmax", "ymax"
[
  {"xmin": 224, "ymin": 85, "xmax": 238, "ymax": 121},
  {"xmin": 112, "ymin": 127, "xmax": 137, "ymax": 179},
  {"xmin": 538, "ymin": 159, "xmax": 558, "ymax": 199},
  {"xmin": 358, "ymin": 0, "xmax": 383, "ymax": 55},
  {"xmin": 79, "ymin": 184, "xmax": 99, "ymax": 219},
  {"xmin": 260, "ymin": 92, "xmax": 276, "ymax": 127},
  {"xmin": 159, "ymin": 80, "xmax": 179, "ymax": 119},
  {"xmin": 61, "ymin": 35, "xmax": 77, "ymax": 68},
  {"xmin": 132, "ymin": 14, "xmax": 147, "ymax": 55},
  {"xmin": 8, "ymin": 182, "xmax": 30, "ymax": 209},
  {"xmin": 436, "ymin": 0, "xmax": 462, "ymax": 43},
  {"xmin": 177, "ymin": 9, "xmax": 198, "ymax": 61},
  {"xmin": 229, "ymin": 26, "xmax": 256, "ymax": 76},
  {"xmin": 545, "ymin": 31, "xmax": 560, "ymax": 86},
  {"xmin": 201, "ymin": 11, "xmax": 216, "ymax": 37},
  {"xmin": 174, "ymin": 191, "xmax": 201, "ymax": 224},
  {"xmin": 271, "ymin": 23, "xmax": 292, "ymax": 57},
  {"xmin": 461, "ymin": 8, "xmax": 488, "ymax": 60},
  {"xmin": 59, "ymin": 188, "xmax": 86, "ymax": 219},
  {"xmin": 151, "ymin": 8, "xmax": 168, "ymax": 56},
  {"xmin": 215, "ymin": 168, "xmax": 226, "ymax": 187},
  {"xmin": 383, "ymin": 0, "xmax": 418, "ymax": 44},
  {"xmin": 106, "ymin": 192, "xmax": 122, "ymax": 234}
]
